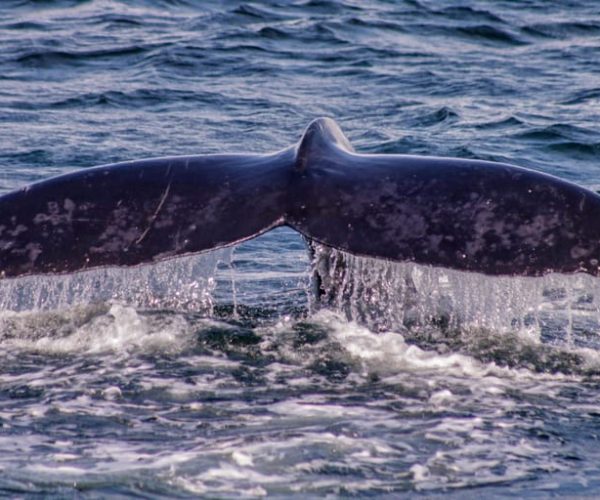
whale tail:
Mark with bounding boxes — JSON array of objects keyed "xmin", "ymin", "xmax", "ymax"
[{"xmin": 1, "ymin": 117, "xmax": 600, "ymax": 279}]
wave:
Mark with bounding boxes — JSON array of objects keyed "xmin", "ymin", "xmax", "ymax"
[
  {"xmin": 411, "ymin": 106, "xmax": 459, "ymax": 127},
  {"xmin": 432, "ymin": 6, "xmax": 506, "ymax": 24},
  {"xmin": 13, "ymin": 45, "xmax": 152, "ymax": 68},
  {"xmin": 512, "ymin": 123, "xmax": 597, "ymax": 143},
  {"xmin": 455, "ymin": 24, "xmax": 525, "ymax": 45},
  {"xmin": 546, "ymin": 141, "xmax": 600, "ymax": 158},
  {"xmin": 28, "ymin": 88, "xmax": 223, "ymax": 110},
  {"xmin": 475, "ymin": 116, "xmax": 526, "ymax": 130},
  {"xmin": 561, "ymin": 87, "xmax": 600, "ymax": 105},
  {"xmin": 523, "ymin": 21, "xmax": 600, "ymax": 39}
]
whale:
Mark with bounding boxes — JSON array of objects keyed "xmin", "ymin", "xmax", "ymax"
[{"xmin": 0, "ymin": 117, "xmax": 599, "ymax": 280}]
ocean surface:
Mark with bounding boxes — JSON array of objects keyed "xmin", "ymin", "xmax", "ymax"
[{"xmin": 1, "ymin": 0, "xmax": 600, "ymax": 497}]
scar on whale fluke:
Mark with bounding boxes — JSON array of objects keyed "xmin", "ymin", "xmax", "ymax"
[{"xmin": 0, "ymin": 117, "xmax": 599, "ymax": 279}]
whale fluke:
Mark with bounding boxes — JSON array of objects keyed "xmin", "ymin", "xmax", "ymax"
[
  {"xmin": 0, "ymin": 152, "xmax": 291, "ymax": 277},
  {"xmin": 1, "ymin": 117, "xmax": 600, "ymax": 279}
]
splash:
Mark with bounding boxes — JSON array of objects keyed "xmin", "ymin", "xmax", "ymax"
[
  {"xmin": 312, "ymin": 244, "xmax": 600, "ymax": 350},
  {"xmin": 0, "ymin": 249, "xmax": 225, "ymax": 313}
]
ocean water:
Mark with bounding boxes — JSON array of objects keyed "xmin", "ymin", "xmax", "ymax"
[{"xmin": 1, "ymin": 0, "xmax": 600, "ymax": 497}]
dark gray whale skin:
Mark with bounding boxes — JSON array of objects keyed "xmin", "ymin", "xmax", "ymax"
[{"xmin": 1, "ymin": 117, "xmax": 600, "ymax": 279}]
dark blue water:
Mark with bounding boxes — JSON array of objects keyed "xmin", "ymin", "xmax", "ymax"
[{"xmin": 1, "ymin": 1, "xmax": 600, "ymax": 497}]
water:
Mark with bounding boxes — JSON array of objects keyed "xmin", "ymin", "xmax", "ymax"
[{"xmin": 1, "ymin": 0, "xmax": 600, "ymax": 496}]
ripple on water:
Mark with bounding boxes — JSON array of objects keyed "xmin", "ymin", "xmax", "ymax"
[{"xmin": 1, "ymin": 0, "xmax": 600, "ymax": 495}]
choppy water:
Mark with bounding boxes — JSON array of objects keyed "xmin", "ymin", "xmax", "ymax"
[{"xmin": 1, "ymin": 0, "xmax": 600, "ymax": 497}]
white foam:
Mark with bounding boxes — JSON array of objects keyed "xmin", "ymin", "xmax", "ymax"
[
  {"xmin": 231, "ymin": 451, "xmax": 254, "ymax": 467},
  {"xmin": 27, "ymin": 464, "xmax": 88, "ymax": 476},
  {"xmin": 429, "ymin": 389, "xmax": 454, "ymax": 406},
  {"xmin": 1, "ymin": 303, "xmax": 197, "ymax": 356},
  {"xmin": 313, "ymin": 310, "xmax": 508, "ymax": 378},
  {"xmin": 410, "ymin": 463, "xmax": 430, "ymax": 482},
  {"xmin": 102, "ymin": 386, "xmax": 122, "ymax": 400}
]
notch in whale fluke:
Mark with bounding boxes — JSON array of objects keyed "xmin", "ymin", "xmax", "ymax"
[{"xmin": 1, "ymin": 118, "xmax": 600, "ymax": 279}]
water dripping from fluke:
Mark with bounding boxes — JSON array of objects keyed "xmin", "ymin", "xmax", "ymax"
[{"xmin": 0, "ymin": 249, "xmax": 225, "ymax": 313}]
